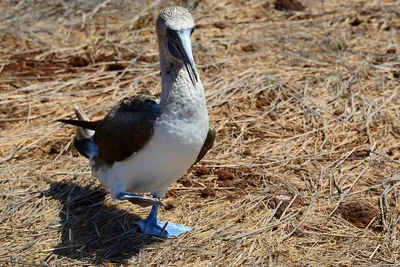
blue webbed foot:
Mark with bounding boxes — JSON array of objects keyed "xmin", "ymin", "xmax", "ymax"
[
  {"xmin": 117, "ymin": 192, "xmax": 166, "ymax": 207},
  {"xmin": 134, "ymin": 206, "xmax": 192, "ymax": 238},
  {"xmin": 135, "ymin": 218, "xmax": 192, "ymax": 237}
]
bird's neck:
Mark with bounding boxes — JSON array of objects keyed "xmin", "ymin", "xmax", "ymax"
[{"xmin": 158, "ymin": 45, "xmax": 204, "ymax": 115}]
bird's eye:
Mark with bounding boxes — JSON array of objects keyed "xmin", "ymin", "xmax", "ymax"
[{"xmin": 190, "ymin": 27, "xmax": 195, "ymax": 35}]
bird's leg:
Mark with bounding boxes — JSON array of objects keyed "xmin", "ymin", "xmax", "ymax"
[
  {"xmin": 134, "ymin": 202, "xmax": 192, "ymax": 238},
  {"xmin": 117, "ymin": 192, "xmax": 166, "ymax": 207}
]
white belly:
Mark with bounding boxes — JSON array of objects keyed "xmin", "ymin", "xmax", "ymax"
[{"xmin": 93, "ymin": 110, "xmax": 209, "ymax": 199}]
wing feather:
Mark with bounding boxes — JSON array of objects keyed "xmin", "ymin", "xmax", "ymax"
[
  {"xmin": 94, "ymin": 93, "xmax": 160, "ymax": 165},
  {"xmin": 59, "ymin": 91, "xmax": 160, "ymax": 165}
]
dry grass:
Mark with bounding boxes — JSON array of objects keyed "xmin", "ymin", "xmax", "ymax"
[{"xmin": 1, "ymin": 0, "xmax": 400, "ymax": 266}]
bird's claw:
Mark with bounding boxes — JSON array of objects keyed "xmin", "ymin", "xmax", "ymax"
[{"xmin": 117, "ymin": 193, "xmax": 166, "ymax": 207}]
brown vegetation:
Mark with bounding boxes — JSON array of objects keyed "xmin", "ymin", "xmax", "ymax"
[{"xmin": 1, "ymin": 0, "xmax": 400, "ymax": 266}]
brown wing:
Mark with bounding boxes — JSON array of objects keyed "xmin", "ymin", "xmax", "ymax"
[
  {"xmin": 194, "ymin": 125, "xmax": 216, "ymax": 165},
  {"xmin": 93, "ymin": 94, "xmax": 160, "ymax": 165}
]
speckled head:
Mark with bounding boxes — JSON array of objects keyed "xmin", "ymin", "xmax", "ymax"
[
  {"xmin": 156, "ymin": 6, "xmax": 198, "ymax": 86},
  {"xmin": 156, "ymin": 6, "xmax": 195, "ymax": 37}
]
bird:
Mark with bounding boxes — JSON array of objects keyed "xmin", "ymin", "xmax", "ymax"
[{"xmin": 57, "ymin": 6, "xmax": 215, "ymax": 238}]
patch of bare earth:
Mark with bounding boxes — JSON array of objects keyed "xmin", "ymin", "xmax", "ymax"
[{"xmin": 1, "ymin": 0, "xmax": 400, "ymax": 266}]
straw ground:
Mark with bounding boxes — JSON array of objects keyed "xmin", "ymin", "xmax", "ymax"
[{"xmin": 1, "ymin": 0, "xmax": 400, "ymax": 265}]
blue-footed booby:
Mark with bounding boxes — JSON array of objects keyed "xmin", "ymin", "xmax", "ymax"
[{"xmin": 58, "ymin": 6, "xmax": 215, "ymax": 238}]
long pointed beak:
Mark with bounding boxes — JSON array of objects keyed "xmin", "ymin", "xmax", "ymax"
[{"xmin": 168, "ymin": 29, "xmax": 198, "ymax": 86}]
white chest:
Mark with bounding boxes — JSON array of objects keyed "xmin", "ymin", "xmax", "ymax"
[{"xmin": 94, "ymin": 84, "xmax": 209, "ymax": 198}]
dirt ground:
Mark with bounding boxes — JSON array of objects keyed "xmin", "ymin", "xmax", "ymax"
[{"xmin": 1, "ymin": 0, "xmax": 400, "ymax": 266}]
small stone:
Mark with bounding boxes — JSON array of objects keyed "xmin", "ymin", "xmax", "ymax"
[
  {"xmin": 200, "ymin": 187, "xmax": 216, "ymax": 198},
  {"xmin": 218, "ymin": 169, "xmax": 234, "ymax": 181},
  {"xmin": 256, "ymin": 98, "xmax": 270, "ymax": 109},
  {"xmin": 164, "ymin": 203, "xmax": 175, "ymax": 211},
  {"xmin": 179, "ymin": 177, "xmax": 192, "ymax": 187},
  {"xmin": 338, "ymin": 201, "xmax": 378, "ymax": 228},
  {"xmin": 242, "ymin": 44, "xmax": 256, "ymax": 52},
  {"xmin": 333, "ymin": 108, "xmax": 344, "ymax": 116},
  {"xmin": 106, "ymin": 63, "xmax": 126, "ymax": 72},
  {"xmin": 386, "ymin": 47, "xmax": 396, "ymax": 54},
  {"xmin": 350, "ymin": 17, "xmax": 362, "ymax": 27},
  {"xmin": 196, "ymin": 164, "xmax": 210, "ymax": 176},
  {"xmin": 214, "ymin": 22, "xmax": 227, "ymax": 29},
  {"xmin": 69, "ymin": 56, "xmax": 90, "ymax": 67},
  {"xmin": 275, "ymin": 0, "xmax": 305, "ymax": 11},
  {"xmin": 49, "ymin": 144, "xmax": 61, "ymax": 155},
  {"xmin": 243, "ymin": 149, "xmax": 252, "ymax": 156}
]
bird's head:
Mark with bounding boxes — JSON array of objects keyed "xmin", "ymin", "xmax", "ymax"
[{"xmin": 156, "ymin": 6, "xmax": 197, "ymax": 86}]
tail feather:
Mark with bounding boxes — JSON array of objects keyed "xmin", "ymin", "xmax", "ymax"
[
  {"xmin": 73, "ymin": 105, "xmax": 95, "ymax": 139},
  {"xmin": 58, "ymin": 105, "xmax": 100, "ymax": 159},
  {"xmin": 57, "ymin": 119, "xmax": 98, "ymax": 131},
  {"xmin": 73, "ymin": 105, "xmax": 90, "ymax": 121},
  {"xmin": 74, "ymin": 138, "xmax": 98, "ymax": 159}
]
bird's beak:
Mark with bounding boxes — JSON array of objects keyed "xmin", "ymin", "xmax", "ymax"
[{"xmin": 167, "ymin": 29, "xmax": 198, "ymax": 86}]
